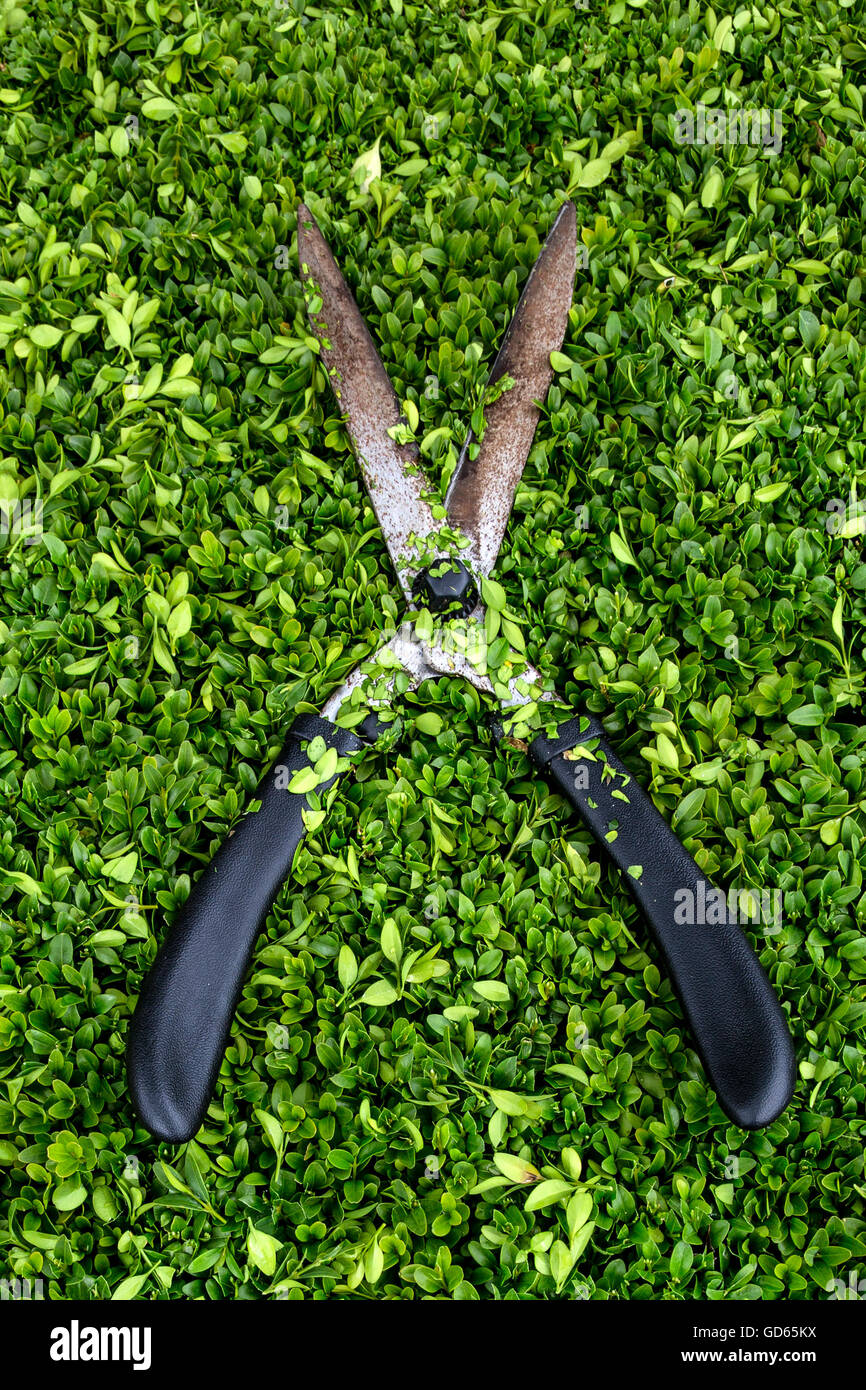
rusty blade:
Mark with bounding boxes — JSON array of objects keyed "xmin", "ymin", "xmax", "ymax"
[
  {"xmin": 445, "ymin": 201, "xmax": 577, "ymax": 576},
  {"xmin": 298, "ymin": 204, "xmax": 446, "ymax": 603}
]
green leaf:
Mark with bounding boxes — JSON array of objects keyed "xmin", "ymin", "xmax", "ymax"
[
  {"xmin": 493, "ymin": 1152, "xmax": 541, "ymax": 1184},
  {"xmin": 576, "ymin": 159, "xmax": 611, "ymax": 189},
  {"xmin": 315, "ymin": 746, "xmax": 339, "ymax": 783},
  {"xmin": 798, "ymin": 309, "xmax": 821, "ymax": 350},
  {"xmin": 91, "ymin": 551, "xmax": 131, "ymax": 580},
  {"xmin": 167, "ymin": 599, "xmax": 192, "ymax": 640},
  {"xmin": 820, "ymin": 818, "xmax": 842, "ymax": 847},
  {"xmin": 670, "ymin": 1240, "xmax": 694, "ymax": 1281},
  {"xmin": 561, "ymin": 1147, "xmax": 582, "ymax": 1182},
  {"xmin": 831, "ymin": 592, "xmax": 844, "ymax": 643},
  {"xmin": 381, "ymin": 918, "xmax": 402, "ymax": 964},
  {"xmin": 109, "ymin": 125, "xmax": 130, "ymax": 158},
  {"xmin": 393, "ymin": 158, "xmax": 427, "ymax": 177},
  {"xmin": 415, "ymin": 712, "xmax": 443, "ymax": 736},
  {"xmin": 549, "ymin": 1239, "xmax": 575, "ymax": 1292},
  {"xmin": 524, "ymin": 1178, "xmax": 573, "ymax": 1210},
  {"xmin": 29, "ymin": 324, "xmax": 65, "ymax": 348},
  {"xmin": 473, "ymin": 979, "xmax": 510, "ymax": 1002},
  {"xmin": 63, "ymin": 655, "xmax": 103, "ymax": 676},
  {"xmin": 497, "ymin": 41, "xmax": 524, "ymax": 64},
  {"xmin": 0, "ymin": 869, "xmax": 46, "ymax": 900},
  {"xmin": 112, "ymin": 1273, "xmax": 152, "ymax": 1300},
  {"xmin": 287, "ymin": 765, "xmax": 320, "ymax": 795},
  {"xmin": 53, "ymin": 1179, "xmax": 87, "ymax": 1211},
  {"xmin": 359, "ymin": 980, "xmax": 399, "ymax": 1007},
  {"xmin": 103, "ymin": 305, "xmax": 131, "ymax": 351},
  {"xmin": 753, "ymin": 481, "xmax": 789, "ymax": 503},
  {"xmin": 610, "ymin": 530, "xmax": 638, "ymax": 568},
  {"xmin": 566, "ymin": 1190, "xmax": 593, "ymax": 1237},
  {"xmin": 141, "ymin": 97, "xmax": 178, "ymax": 119},
  {"xmin": 255, "ymin": 1109, "xmax": 284, "ymax": 1154},
  {"xmin": 365, "ymin": 1238, "xmax": 385, "ymax": 1283},
  {"xmin": 481, "ymin": 578, "xmax": 507, "ymax": 612},
  {"xmin": 338, "ymin": 945, "xmax": 358, "ymax": 991},
  {"xmin": 489, "ymin": 1089, "xmax": 532, "ymax": 1116},
  {"xmin": 569, "ymin": 1221, "xmax": 595, "ymax": 1263},
  {"xmin": 247, "ymin": 1224, "xmax": 282, "ymax": 1277},
  {"xmin": 92, "ymin": 1186, "xmax": 118, "ymax": 1221},
  {"xmin": 49, "ymin": 468, "xmax": 82, "ymax": 497},
  {"xmin": 701, "ymin": 166, "xmax": 724, "ymax": 208},
  {"xmin": 217, "ymin": 132, "xmax": 248, "ymax": 155},
  {"xmin": 351, "ymin": 136, "xmax": 381, "ymax": 193},
  {"xmin": 103, "ymin": 852, "xmax": 137, "ymax": 883},
  {"xmin": 788, "ymin": 704, "xmax": 824, "ymax": 726},
  {"xmin": 656, "ymin": 733, "xmax": 679, "ymax": 771}
]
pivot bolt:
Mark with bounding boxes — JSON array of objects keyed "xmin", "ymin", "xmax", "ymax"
[{"xmin": 412, "ymin": 559, "xmax": 478, "ymax": 618}]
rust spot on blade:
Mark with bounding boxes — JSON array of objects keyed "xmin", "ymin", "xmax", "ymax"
[
  {"xmin": 297, "ymin": 204, "xmax": 447, "ymax": 601},
  {"xmin": 445, "ymin": 201, "xmax": 577, "ymax": 576}
]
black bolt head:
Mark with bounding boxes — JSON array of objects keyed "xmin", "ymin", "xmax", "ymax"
[{"xmin": 412, "ymin": 559, "xmax": 478, "ymax": 618}]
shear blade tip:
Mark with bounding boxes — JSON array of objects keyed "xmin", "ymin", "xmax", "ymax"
[
  {"xmin": 297, "ymin": 202, "xmax": 317, "ymax": 235},
  {"xmin": 556, "ymin": 199, "xmax": 577, "ymax": 231}
]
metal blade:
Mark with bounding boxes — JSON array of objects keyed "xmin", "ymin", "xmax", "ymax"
[
  {"xmin": 445, "ymin": 201, "xmax": 577, "ymax": 576},
  {"xmin": 298, "ymin": 204, "xmax": 446, "ymax": 603},
  {"xmin": 321, "ymin": 625, "xmax": 435, "ymax": 722}
]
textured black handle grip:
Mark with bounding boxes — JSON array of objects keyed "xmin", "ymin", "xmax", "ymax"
[
  {"xmin": 528, "ymin": 716, "xmax": 795, "ymax": 1128},
  {"xmin": 127, "ymin": 714, "xmax": 363, "ymax": 1143}
]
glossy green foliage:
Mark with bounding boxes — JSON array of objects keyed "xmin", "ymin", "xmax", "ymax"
[{"xmin": 0, "ymin": 0, "xmax": 864, "ymax": 1301}]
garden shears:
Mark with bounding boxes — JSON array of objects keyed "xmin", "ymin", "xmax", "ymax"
[{"xmin": 128, "ymin": 201, "xmax": 795, "ymax": 1143}]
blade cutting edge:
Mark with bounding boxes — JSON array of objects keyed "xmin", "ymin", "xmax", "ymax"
[
  {"xmin": 445, "ymin": 201, "xmax": 577, "ymax": 576},
  {"xmin": 298, "ymin": 203, "xmax": 448, "ymax": 602}
]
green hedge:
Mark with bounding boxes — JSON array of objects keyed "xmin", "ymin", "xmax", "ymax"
[{"xmin": 0, "ymin": 0, "xmax": 864, "ymax": 1300}]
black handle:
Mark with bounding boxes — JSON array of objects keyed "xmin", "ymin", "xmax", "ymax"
[
  {"xmin": 527, "ymin": 715, "xmax": 795, "ymax": 1128},
  {"xmin": 127, "ymin": 714, "xmax": 364, "ymax": 1143}
]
